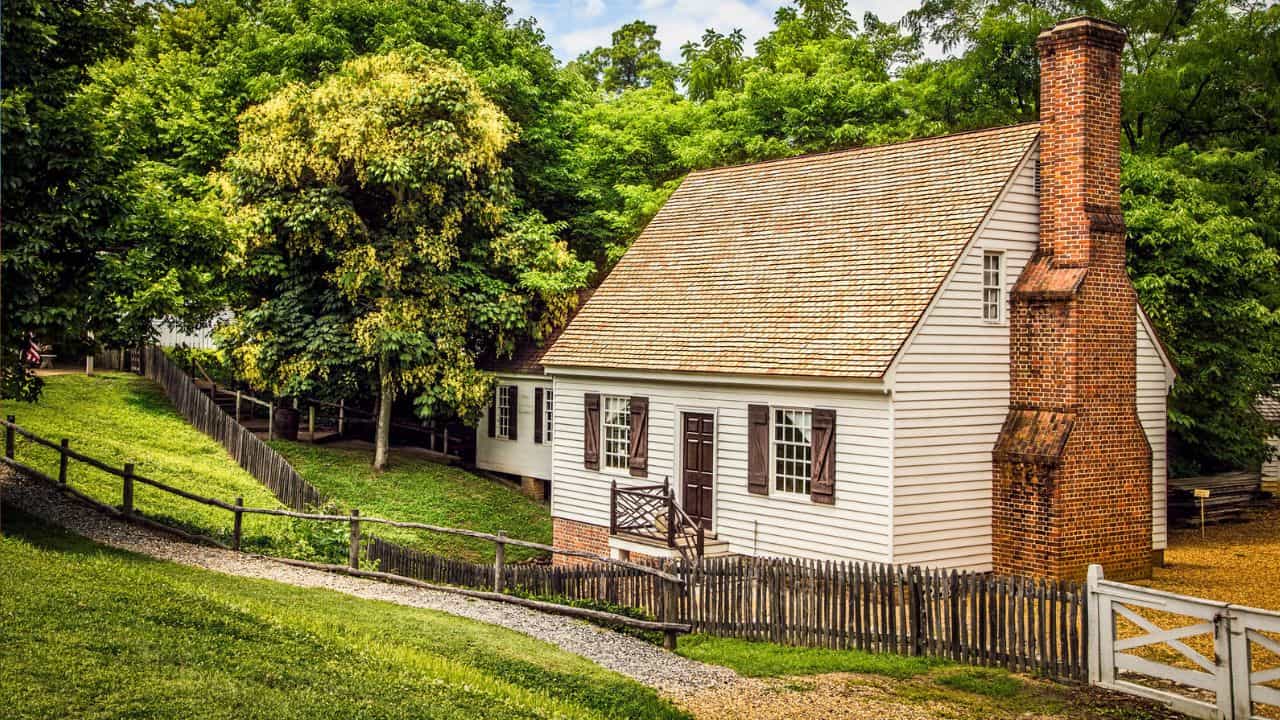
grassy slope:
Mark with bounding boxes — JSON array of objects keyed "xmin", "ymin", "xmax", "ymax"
[
  {"xmin": 272, "ymin": 442, "xmax": 551, "ymax": 563},
  {"xmin": 0, "ymin": 509, "xmax": 687, "ymax": 720},
  {"xmin": 0, "ymin": 373, "xmax": 296, "ymax": 551}
]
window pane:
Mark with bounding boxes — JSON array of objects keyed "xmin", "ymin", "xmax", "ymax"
[
  {"xmin": 602, "ymin": 396, "xmax": 630, "ymax": 469},
  {"xmin": 772, "ymin": 408, "xmax": 813, "ymax": 495}
]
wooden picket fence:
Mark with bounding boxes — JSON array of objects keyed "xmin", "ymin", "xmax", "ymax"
[
  {"xmin": 142, "ymin": 346, "xmax": 323, "ymax": 510},
  {"xmin": 365, "ymin": 539, "xmax": 1088, "ymax": 681}
]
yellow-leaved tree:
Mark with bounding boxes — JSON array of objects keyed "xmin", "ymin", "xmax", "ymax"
[{"xmin": 221, "ymin": 48, "xmax": 590, "ymax": 469}]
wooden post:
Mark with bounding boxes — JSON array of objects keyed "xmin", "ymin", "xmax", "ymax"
[
  {"xmin": 609, "ymin": 480, "xmax": 618, "ymax": 535},
  {"xmin": 348, "ymin": 509, "xmax": 361, "ymax": 569},
  {"xmin": 85, "ymin": 353, "xmax": 94, "ymax": 376},
  {"xmin": 4, "ymin": 416, "xmax": 14, "ymax": 459},
  {"xmin": 232, "ymin": 496, "xmax": 244, "ymax": 551},
  {"xmin": 443, "ymin": 428, "xmax": 450, "ymax": 456},
  {"xmin": 308, "ymin": 405, "xmax": 315, "ymax": 441},
  {"xmin": 235, "ymin": 391, "xmax": 242, "ymax": 421},
  {"xmin": 494, "ymin": 530, "xmax": 506, "ymax": 592},
  {"xmin": 122, "ymin": 463, "xmax": 135, "ymax": 516},
  {"xmin": 662, "ymin": 560, "xmax": 679, "ymax": 651},
  {"xmin": 338, "ymin": 400, "xmax": 345, "ymax": 435},
  {"xmin": 268, "ymin": 405, "xmax": 274, "ymax": 441},
  {"xmin": 58, "ymin": 439, "xmax": 69, "ymax": 485}
]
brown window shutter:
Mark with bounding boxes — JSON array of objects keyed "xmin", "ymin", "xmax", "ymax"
[
  {"xmin": 487, "ymin": 390, "xmax": 496, "ymax": 438},
  {"xmin": 584, "ymin": 393, "xmax": 600, "ymax": 469},
  {"xmin": 534, "ymin": 387, "xmax": 544, "ymax": 444},
  {"xmin": 811, "ymin": 408, "xmax": 836, "ymax": 505},
  {"xmin": 506, "ymin": 385, "xmax": 518, "ymax": 441},
  {"xmin": 629, "ymin": 396, "xmax": 649, "ymax": 477},
  {"xmin": 747, "ymin": 404, "xmax": 769, "ymax": 495}
]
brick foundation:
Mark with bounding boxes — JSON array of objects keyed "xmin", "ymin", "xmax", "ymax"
[
  {"xmin": 551, "ymin": 517, "xmax": 610, "ymax": 566},
  {"xmin": 993, "ymin": 17, "xmax": 1152, "ymax": 582}
]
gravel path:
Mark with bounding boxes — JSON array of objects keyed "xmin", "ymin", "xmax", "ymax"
[{"xmin": 0, "ymin": 472, "xmax": 738, "ymax": 697}]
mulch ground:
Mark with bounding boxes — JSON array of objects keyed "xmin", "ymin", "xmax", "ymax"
[{"xmin": 1141, "ymin": 501, "xmax": 1280, "ymax": 609}]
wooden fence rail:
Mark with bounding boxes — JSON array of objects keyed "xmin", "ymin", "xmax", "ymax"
[{"xmin": 0, "ymin": 416, "xmax": 690, "ymax": 643}]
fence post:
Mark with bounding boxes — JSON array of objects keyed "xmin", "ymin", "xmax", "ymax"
[
  {"xmin": 122, "ymin": 463, "xmax": 135, "ymax": 517},
  {"xmin": 609, "ymin": 480, "xmax": 618, "ymax": 535},
  {"xmin": 308, "ymin": 405, "xmax": 315, "ymax": 441},
  {"xmin": 235, "ymin": 391, "xmax": 242, "ymax": 421},
  {"xmin": 268, "ymin": 404, "xmax": 274, "ymax": 441},
  {"xmin": 232, "ymin": 496, "xmax": 244, "ymax": 551},
  {"xmin": 348, "ymin": 509, "xmax": 361, "ymax": 569},
  {"xmin": 1086, "ymin": 564, "xmax": 1102, "ymax": 685},
  {"xmin": 494, "ymin": 530, "xmax": 506, "ymax": 592},
  {"xmin": 5, "ymin": 416, "xmax": 14, "ymax": 459},
  {"xmin": 909, "ymin": 566, "xmax": 924, "ymax": 656},
  {"xmin": 58, "ymin": 439, "xmax": 69, "ymax": 485},
  {"xmin": 338, "ymin": 400, "xmax": 345, "ymax": 436},
  {"xmin": 662, "ymin": 560, "xmax": 679, "ymax": 651}
]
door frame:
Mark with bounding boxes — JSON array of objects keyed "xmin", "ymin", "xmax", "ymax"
[{"xmin": 676, "ymin": 406, "xmax": 718, "ymax": 532}]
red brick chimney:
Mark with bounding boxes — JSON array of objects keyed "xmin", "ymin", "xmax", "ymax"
[{"xmin": 992, "ymin": 17, "xmax": 1152, "ymax": 581}]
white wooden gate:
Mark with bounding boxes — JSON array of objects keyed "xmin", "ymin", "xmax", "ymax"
[{"xmin": 1088, "ymin": 565, "xmax": 1280, "ymax": 720}]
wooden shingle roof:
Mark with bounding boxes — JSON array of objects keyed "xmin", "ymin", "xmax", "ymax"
[
  {"xmin": 542, "ymin": 123, "xmax": 1042, "ymax": 378},
  {"xmin": 1258, "ymin": 388, "xmax": 1280, "ymax": 426}
]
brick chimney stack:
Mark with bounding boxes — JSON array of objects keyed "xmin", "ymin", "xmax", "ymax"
[{"xmin": 992, "ymin": 17, "xmax": 1152, "ymax": 581}]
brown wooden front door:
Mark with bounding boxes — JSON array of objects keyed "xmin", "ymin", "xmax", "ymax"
[{"xmin": 681, "ymin": 412, "xmax": 715, "ymax": 530}]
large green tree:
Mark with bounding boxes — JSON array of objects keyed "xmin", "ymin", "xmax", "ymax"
[
  {"xmin": 1, "ymin": 0, "xmax": 150, "ymax": 399},
  {"xmin": 222, "ymin": 49, "xmax": 588, "ymax": 469}
]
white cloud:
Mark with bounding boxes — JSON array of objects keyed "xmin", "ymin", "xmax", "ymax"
[{"xmin": 576, "ymin": 0, "xmax": 607, "ymax": 19}]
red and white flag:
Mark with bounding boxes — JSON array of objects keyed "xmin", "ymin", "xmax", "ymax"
[{"xmin": 24, "ymin": 334, "xmax": 41, "ymax": 365}]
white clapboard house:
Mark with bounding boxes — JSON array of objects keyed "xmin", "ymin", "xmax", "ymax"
[{"xmin": 528, "ymin": 18, "xmax": 1176, "ymax": 576}]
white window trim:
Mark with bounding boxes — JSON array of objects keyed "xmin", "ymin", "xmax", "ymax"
[
  {"xmin": 770, "ymin": 406, "xmax": 813, "ymax": 497},
  {"xmin": 601, "ymin": 395, "xmax": 631, "ymax": 474},
  {"xmin": 495, "ymin": 385, "xmax": 514, "ymax": 440},
  {"xmin": 543, "ymin": 388, "xmax": 554, "ymax": 443},
  {"xmin": 982, "ymin": 250, "xmax": 1005, "ymax": 324}
]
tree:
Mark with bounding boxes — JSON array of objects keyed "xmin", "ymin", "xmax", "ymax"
[
  {"xmin": 680, "ymin": 29, "xmax": 746, "ymax": 102},
  {"xmin": 1, "ymin": 0, "xmax": 149, "ymax": 399},
  {"xmin": 575, "ymin": 20, "xmax": 674, "ymax": 93},
  {"xmin": 222, "ymin": 49, "xmax": 589, "ymax": 469},
  {"xmin": 1125, "ymin": 149, "xmax": 1280, "ymax": 473}
]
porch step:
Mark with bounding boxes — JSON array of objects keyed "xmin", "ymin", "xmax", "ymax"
[{"xmin": 612, "ymin": 531, "xmax": 735, "ymax": 559}]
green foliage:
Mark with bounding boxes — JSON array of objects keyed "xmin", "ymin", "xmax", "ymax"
[
  {"xmin": 674, "ymin": 634, "xmax": 944, "ymax": 678},
  {"xmin": 0, "ymin": 0, "xmax": 152, "ymax": 396},
  {"xmin": 0, "ymin": 510, "xmax": 690, "ymax": 720},
  {"xmin": 1124, "ymin": 149, "xmax": 1280, "ymax": 472},
  {"xmin": 220, "ymin": 48, "xmax": 589, "ymax": 434},
  {"xmin": 271, "ymin": 441, "xmax": 552, "ymax": 563},
  {"xmin": 163, "ymin": 345, "xmax": 236, "ymax": 385},
  {"xmin": 573, "ymin": 20, "xmax": 674, "ymax": 92}
]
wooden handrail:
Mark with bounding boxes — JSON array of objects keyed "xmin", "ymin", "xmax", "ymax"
[{"xmin": 0, "ymin": 417, "xmax": 683, "ymax": 585}]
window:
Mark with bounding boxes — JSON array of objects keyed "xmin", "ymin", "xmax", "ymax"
[
  {"xmin": 602, "ymin": 396, "xmax": 630, "ymax": 470},
  {"xmin": 773, "ymin": 408, "xmax": 812, "ymax": 495},
  {"xmin": 543, "ymin": 389, "xmax": 554, "ymax": 443},
  {"xmin": 983, "ymin": 251, "xmax": 1003, "ymax": 322},
  {"xmin": 496, "ymin": 386, "xmax": 513, "ymax": 439}
]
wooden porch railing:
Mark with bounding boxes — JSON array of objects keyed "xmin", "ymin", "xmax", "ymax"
[{"xmin": 610, "ymin": 478, "xmax": 705, "ymax": 561}]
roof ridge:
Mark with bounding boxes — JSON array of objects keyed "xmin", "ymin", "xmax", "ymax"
[{"xmin": 686, "ymin": 121, "xmax": 1041, "ymax": 178}]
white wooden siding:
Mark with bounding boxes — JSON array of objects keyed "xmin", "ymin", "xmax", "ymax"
[
  {"xmin": 889, "ymin": 149, "xmax": 1040, "ymax": 571},
  {"xmin": 1137, "ymin": 317, "xmax": 1171, "ymax": 550},
  {"xmin": 548, "ymin": 376, "xmax": 894, "ymax": 562},
  {"xmin": 475, "ymin": 375, "xmax": 553, "ymax": 481},
  {"xmin": 1264, "ymin": 438, "xmax": 1280, "ymax": 488}
]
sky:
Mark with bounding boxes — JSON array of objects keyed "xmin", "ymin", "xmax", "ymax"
[{"xmin": 505, "ymin": 0, "xmax": 927, "ymax": 63}]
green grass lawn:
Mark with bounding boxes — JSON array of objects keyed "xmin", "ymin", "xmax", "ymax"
[
  {"xmin": 0, "ymin": 373, "xmax": 300, "ymax": 553},
  {"xmin": 271, "ymin": 442, "xmax": 551, "ymax": 563},
  {"xmin": 674, "ymin": 634, "xmax": 944, "ymax": 679},
  {"xmin": 674, "ymin": 635, "xmax": 1177, "ymax": 720},
  {"xmin": 0, "ymin": 508, "xmax": 687, "ymax": 720}
]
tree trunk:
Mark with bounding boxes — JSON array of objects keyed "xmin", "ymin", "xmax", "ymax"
[{"xmin": 374, "ymin": 355, "xmax": 394, "ymax": 471}]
